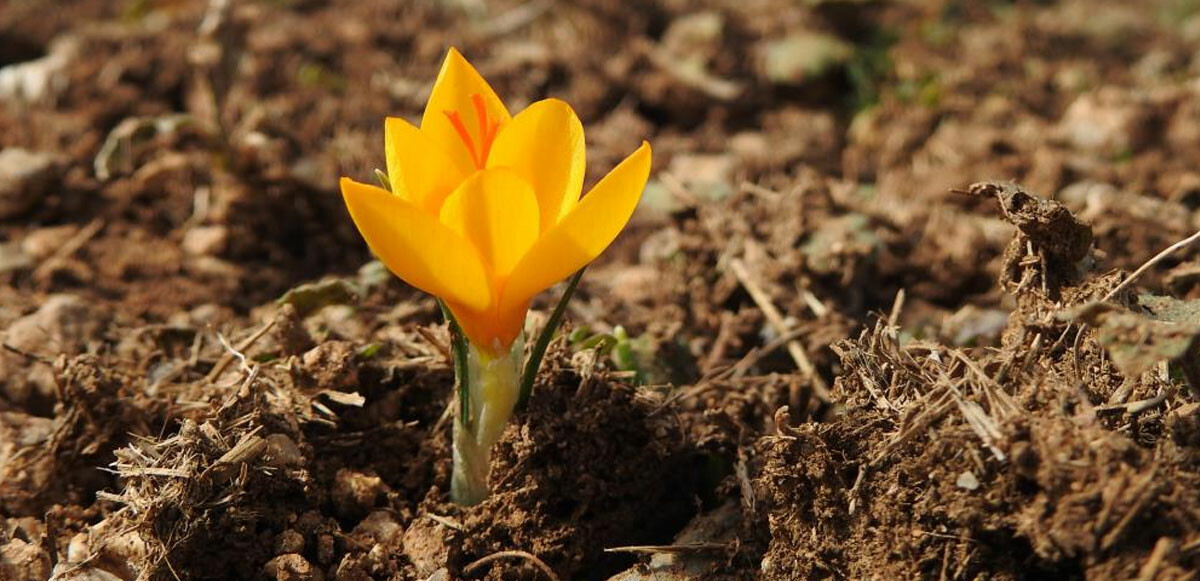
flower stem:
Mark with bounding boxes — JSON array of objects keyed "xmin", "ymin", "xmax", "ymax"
[
  {"xmin": 445, "ymin": 268, "xmax": 584, "ymax": 504},
  {"xmin": 451, "ymin": 335, "xmax": 523, "ymax": 505}
]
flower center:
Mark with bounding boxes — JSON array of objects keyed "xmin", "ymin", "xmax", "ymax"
[{"xmin": 443, "ymin": 93, "xmax": 500, "ymax": 169}]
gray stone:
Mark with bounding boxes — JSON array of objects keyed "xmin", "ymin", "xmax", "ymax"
[{"xmin": 0, "ymin": 148, "xmax": 61, "ymax": 219}]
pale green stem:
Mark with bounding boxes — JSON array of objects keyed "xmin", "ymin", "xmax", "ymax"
[{"xmin": 451, "ymin": 334, "xmax": 523, "ymax": 505}]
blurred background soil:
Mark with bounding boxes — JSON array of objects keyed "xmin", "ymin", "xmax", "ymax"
[{"xmin": 3, "ymin": 0, "xmax": 1200, "ymax": 579}]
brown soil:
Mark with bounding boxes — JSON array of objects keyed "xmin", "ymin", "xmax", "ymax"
[{"xmin": 4, "ymin": 1, "xmax": 1200, "ymax": 580}]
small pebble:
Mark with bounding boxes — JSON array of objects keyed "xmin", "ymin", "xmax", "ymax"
[
  {"xmin": 0, "ymin": 148, "xmax": 60, "ymax": 219},
  {"xmin": 263, "ymin": 553, "xmax": 323, "ymax": 581},
  {"xmin": 275, "ymin": 529, "xmax": 305, "ymax": 554},
  {"xmin": 956, "ymin": 471, "xmax": 980, "ymax": 491},
  {"xmin": 332, "ymin": 469, "xmax": 383, "ymax": 520}
]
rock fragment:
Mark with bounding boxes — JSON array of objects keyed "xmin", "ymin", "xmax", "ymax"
[{"xmin": 0, "ymin": 148, "xmax": 62, "ymax": 219}]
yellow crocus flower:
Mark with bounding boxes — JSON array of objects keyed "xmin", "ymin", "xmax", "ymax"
[
  {"xmin": 339, "ymin": 48, "xmax": 651, "ymax": 504},
  {"xmin": 340, "ymin": 48, "xmax": 651, "ymax": 356}
]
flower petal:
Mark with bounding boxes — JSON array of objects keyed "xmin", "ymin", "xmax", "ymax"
[
  {"xmin": 500, "ymin": 141, "xmax": 651, "ymax": 311},
  {"xmin": 487, "ymin": 99, "xmax": 585, "ymax": 231},
  {"xmin": 385, "ymin": 116, "xmax": 470, "ymax": 213},
  {"xmin": 340, "ymin": 177, "xmax": 490, "ymax": 311},
  {"xmin": 438, "ymin": 168, "xmax": 540, "ymax": 283},
  {"xmin": 444, "ymin": 298, "xmax": 530, "ymax": 356},
  {"xmin": 421, "ymin": 47, "xmax": 511, "ymax": 172}
]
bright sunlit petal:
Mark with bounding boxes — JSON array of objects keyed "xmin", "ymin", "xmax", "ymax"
[
  {"xmin": 487, "ymin": 98, "xmax": 585, "ymax": 231},
  {"xmin": 385, "ymin": 116, "xmax": 470, "ymax": 213},
  {"xmin": 421, "ymin": 47, "xmax": 511, "ymax": 172},
  {"xmin": 499, "ymin": 141, "xmax": 651, "ymax": 313},
  {"xmin": 340, "ymin": 177, "xmax": 491, "ymax": 311},
  {"xmin": 438, "ymin": 168, "xmax": 540, "ymax": 283}
]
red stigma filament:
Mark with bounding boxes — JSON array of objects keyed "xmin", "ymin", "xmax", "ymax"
[{"xmin": 443, "ymin": 93, "xmax": 500, "ymax": 169}]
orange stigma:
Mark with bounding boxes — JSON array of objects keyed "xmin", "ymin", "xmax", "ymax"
[{"xmin": 443, "ymin": 93, "xmax": 501, "ymax": 169}]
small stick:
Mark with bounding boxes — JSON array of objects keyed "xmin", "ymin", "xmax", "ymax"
[
  {"xmin": 603, "ymin": 543, "xmax": 728, "ymax": 554},
  {"xmin": 703, "ymin": 312, "xmax": 735, "ymax": 373},
  {"xmin": 887, "ymin": 288, "xmax": 905, "ymax": 329},
  {"xmin": 32, "ymin": 218, "xmax": 105, "ymax": 281},
  {"xmin": 415, "ymin": 326, "xmax": 452, "ymax": 364},
  {"xmin": 1103, "ymin": 228, "xmax": 1200, "ymax": 302},
  {"xmin": 1135, "ymin": 537, "xmax": 1177, "ymax": 581},
  {"xmin": 2, "ymin": 343, "xmax": 52, "ymax": 364},
  {"xmin": 1100, "ymin": 465, "xmax": 1158, "ymax": 550},
  {"xmin": 421, "ymin": 513, "xmax": 463, "ymax": 531},
  {"xmin": 739, "ymin": 181, "xmax": 783, "ymax": 200},
  {"xmin": 1095, "ymin": 388, "xmax": 1171, "ymax": 415},
  {"xmin": 430, "ymin": 399, "xmax": 455, "ymax": 436},
  {"xmin": 659, "ymin": 172, "xmax": 703, "ymax": 207},
  {"xmin": 729, "ymin": 258, "xmax": 831, "ymax": 401},
  {"xmin": 847, "ymin": 465, "xmax": 867, "ymax": 515},
  {"xmin": 639, "ymin": 39, "xmax": 742, "ymax": 101},
  {"xmin": 914, "ymin": 529, "xmax": 978, "ymax": 544},
  {"xmin": 203, "ymin": 318, "xmax": 276, "ymax": 383},
  {"xmin": 800, "ymin": 288, "xmax": 828, "ymax": 318},
  {"xmin": 736, "ymin": 327, "xmax": 810, "ymax": 378},
  {"xmin": 652, "ymin": 326, "xmax": 808, "ymax": 415},
  {"xmin": 463, "ymin": 550, "xmax": 559, "ymax": 581},
  {"xmin": 478, "ymin": 0, "xmax": 553, "ymax": 38}
]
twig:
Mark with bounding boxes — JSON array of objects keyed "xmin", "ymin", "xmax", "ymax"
[
  {"xmin": 913, "ymin": 529, "xmax": 978, "ymax": 544},
  {"xmin": 729, "ymin": 258, "xmax": 830, "ymax": 401},
  {"xmin": 847, "ymin": 465, "xmax": 867, "ymax": 515},
  {"xmin": 638, "ymin": 38, "xmax": 743, "ymax": 101},
  {"xmin": 215, "ymin": 332, "xmax": 248, "ymax": 371},
  {"xmin": 415, "ymin": 326, "xmax": 452, "ymax": 364},
  {"xmin": 203, "ymin": 318, "xmax": 276, "ymax": 383},
  {"xmin": 477, "ymin": 0, "xmax": 553, "ymax": 38},
  {"xmin": 463, "ymin": 550, "xmax": 559, "ymax": 581},
  {"xmin": 1135, "ymin": 537, "xmax": 1177, "ymax": 581},
  {"xmin": 421, "ymin": 513, "xmax": 463, "ymax": 531},
  {"xmin": 32, "ymin": 218, "xmax": 105, "ymax": 281},
  {"xmin": 603, "ymin": 543, "xmax": 729, "ymax": 554},
  {"xmin": 703, "ymin": 312, "xmax": 735, "ymax": 373},
  {"xmin": 1100, "ymin": 464, "xmax": 1159, "ymax": 551},
  {"xmin": 659, "ymin": 172, "xmax": 703, "ymax": 207},
  {"xmin": 739, "ymin": 181, "xmax": 783, "ymax": 200},
  {"xmin": 887, "ymin": 288, "xmax": 906, "ymax": 329},
  {"xmin": 1103, "ymin": 228, "xmax": 1200, "ymax": 302},
  {"xmin": 2, "ymin": 342, "xmax": 52, "ymax": 364},
  {"xmin": 1096, "ymin": 389, "xmax": 1171, "ymax": 415},
  {"xmin": 652, "ymin": 327, "xmax": 807, "ymax": 415},
  {"xmin": 800, "ymin": 288, "xmax": 829, "ymax": 318},
  {"xmin": 1180, "ymin": 536, "xmax": 1200, "ymax": 555},
  {"xmin": 430, "ymin": 399, "xmax": 455, "ymax": 437},
  {"xmin": 732, "ymin": 327, "xmax": 810, "ymax": 379}
]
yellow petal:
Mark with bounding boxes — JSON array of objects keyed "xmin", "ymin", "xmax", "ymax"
[
  {"xmin": 438, "ymin": 168, "xmax": 540, "ymax": 283},
  {"xmin": 340, "ymin": 177, "xmax": 491, "ymax": 311},
  {"xmin": 496, "ymin": 142, "xmax": 652, "ymax": 312},
  {"xmin": 385, "ymin": 116, "xmax": 470, "ymax": 213},
  {"xmin": 500, "ymin": 142, "xmax": 651, "ymax": 312},
  {"xmin": 487, "ymin": 99, "xmax": 585, "ymax": 231},
  {"xmin": 421, "ymin": 47, "xmax": 511, "ymax": 172},
  {"xmin": 445, "ymin": 299, "xmax": 530, "ymax": 356}
]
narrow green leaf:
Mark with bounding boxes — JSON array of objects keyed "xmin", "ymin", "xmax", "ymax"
[
  {"xmin": 518, "ymin": 267, "xmax": 586, "ymax": 408},
  {"xmin": 374, "ymin": 168, "xmax": 392, "ymax": 191},
  {"xmin": 439, "ymin": 299, "xmax": 471, "ymax": 429}
]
